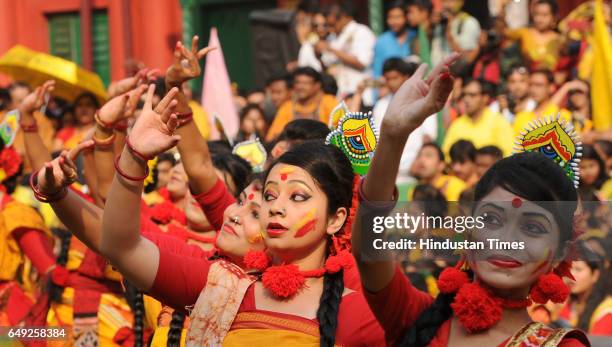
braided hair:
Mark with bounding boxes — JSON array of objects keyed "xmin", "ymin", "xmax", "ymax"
[
  {"xmin": 123, "ymin": 281, "xmax": 145, "ymax": 347},
  {"xmin": 398, "ymin": 152, "xmax": 578, "ymax": 346},
  {"xmin": 269, "ymin": 142, "xmax": 355, "ymax": 346},
  {"xmin": 48, "ymin": 228, "xmax": 71, "ymax": 302},
  {"xmin": 167, "ymin": 311, "xmax": 186, "ymax": 347}
]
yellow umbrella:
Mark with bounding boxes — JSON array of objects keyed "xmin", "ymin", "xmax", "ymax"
[{"xmin": 0, "ymin": 45, "xmax": 107, "ymax": 103}]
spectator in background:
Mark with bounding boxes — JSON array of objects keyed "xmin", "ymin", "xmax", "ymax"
[
  {"xmin": 489, "ymin": 64, "xmax": 536, "ymax": 123},
  {"xmin": 410, "ymin": 142, "xmax": 467, "ymax": 201},
  {"xmin": 407, "ymin": 0, "xmax": 435, "ymax": 66},
  {"xmin": 265, "ymin": 67, "xmax": 336, "ymax": 141},
  {"xmin": 319, "ymin": 2, "xmax": 376, "ymax": 102},
  {"xmin": 579, "ymin": 145, "xmax": 610, "ymax": 199},
  {"xmin": 431, "ymin": 0, "xmax": 481, "ymax": 66},
  {"xmin": 474, "ymin": 145, "xmax": 503, "ymax": 178},
  {"xmin": 181, "ymin": 82, "xmax": 210, "ymax": 140},
  {"xmin": 54, "ymin": 92, "xmax": 98, "ymax": 151},
  {"xmin": 513, "ymin": 69, "xmax": 572, "ymax": 137},
  {"xmin": 373, "ymin": 58, "xmax": 435, "ymax": 181},
  {"xmin": 551, "ymin": 79, "xmax": 593, "ymax": 134},
  {"xmin": 0, "ymin": 88, "xmax": 9, "ymax": 112},
  {"xmin": 263, "ymin": 73, "xmax": 292, "ymax": 124},
  {"xmin": 268, "ymin": 118, "xmax": 331, "ymax": 160},
  {"xmin": 372, "ymin": 1, "xmax": 414, "ymax": 79},
  {"xmin": 501, "ymin": 0, "xmax": 561, "ymax": 70},
  {"xmin": 449, "ymin": 139, "xmax": 478, "ymax": 186},
  {"xmin": 442, "ymin": 78, "xmax": 514, "ymax": 157},
  {"xmin": 246, "ymin": 88, "xmax": 265, "ymax": 108},
  {"xmin": 156, "ymin": 152, "xmax": 177, "ymax": 191},
  {"xmin": 297, "ymin": 10, "xmax": 330, "ymax": 72},
  {"xmin": 235, "ymin": 104, "xmax": 268, "ymax": 143}
]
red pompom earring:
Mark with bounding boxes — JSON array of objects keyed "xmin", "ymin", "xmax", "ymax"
[{"xmin": 530, "ymin": 272, "xmax": 570, "ymax": 304}]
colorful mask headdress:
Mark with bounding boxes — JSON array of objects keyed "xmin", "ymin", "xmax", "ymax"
[
  {"xmin": 325, "ymin": 104, "xmax": 379, "ymax": 176},
  {"xmin": 513, "ymin": 114, "xmax": 582, "ymax": 188},
  {"xmin": 232, "ymin": 138, "xmax": 267, "ymax": 173}
]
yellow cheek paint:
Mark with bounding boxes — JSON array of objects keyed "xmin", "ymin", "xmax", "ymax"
[
  {"xmin": 293, "ymin": 208, "xmax": 317, "ymax": 238},
  {"xmin": 247, "ymin": 231, "xmax": 264, "ymax": 244}
]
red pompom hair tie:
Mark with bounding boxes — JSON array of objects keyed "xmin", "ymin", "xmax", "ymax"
[
  {"xmin": 451, "ymin": 283, "xmax": 503, "ymax": 333},
  {"xmin": 530, "ymin": 273, "xmax": 569, "ymax": 304},
  {"xmin": 437, "ymin": 267, "xmax": 469, "ymax": 294},
  {"xmin": 244, "ymin": 250, "xmax": 271, "ymax": 271}
]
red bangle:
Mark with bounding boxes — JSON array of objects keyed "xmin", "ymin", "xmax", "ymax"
[
  {"xmin": 20, "ymin": 121, "xmax": 38, "ymax": 133},
  {"xmin": 29, "ymin": 171, "xmax": 68, "ymax": 203},
  {"xmin": 114, "ymin": 154, "xmax": 149, "ymax": 181},
  {"xmin": 125, "ymin": 136, "xmax": 152, "ymax": 162},
  {"xmin": 115, "ymin": 120, "xmax": 128, "ymax": 132},
  {"xmin": 177, "ymin": 114, "xmax": 194, "ymax": 128},
  {"xmin": 94, "ymin": 110, "xmax": 115, "ymax": 131}
]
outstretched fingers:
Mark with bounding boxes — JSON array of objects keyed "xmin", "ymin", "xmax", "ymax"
[
  {"xmin": 68, "ymin": 140, "xmax": 95, "ymax": 162},
  {"xmin": 155, "ymin": 87, "xmax": 178, "ymax": 115},
  {"xmin": 191, "ymin": 35, "xmax": 199, "ymax": 54},
  {"xmin": 196, "ymin": 46, "xmax": 217, "ymax": 59},
  {"xmin": 143, "ymin": 84, "xmax": 156, "ymax": 111},
  {"xmin": 426, "ymin": 52, "xmax": 460, "ymax": 85}
]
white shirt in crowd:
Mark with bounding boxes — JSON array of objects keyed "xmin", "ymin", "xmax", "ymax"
[
  {"xmin": 372, "ymin": 94, "xmax": 437, "ymax": 182},
  {"xmin": 322, "ymin": 20, "xmax": 376, "ymax": 99},
  {"xmin": 488, "ymin": 0, "xmax": 529, "ymax": 29},
  {"xmin": 489, "ymin": 98, "xmax": 536, "ymax": 124}
]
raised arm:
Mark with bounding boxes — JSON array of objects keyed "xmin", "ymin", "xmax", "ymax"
[
  {"xmin": 352, "ymin": 53, "xmax": 459, "ymax": 292},
  {"xmin": 100, "ymin": 85, "xmax": 180, "ymax": 290},
  {"xmin": 20, "ymin": 80, "xmax": 55, "ymax": 169},
  {"xmin": 164, "ymin": 36, "xmax": 218, "ymax": 195}
]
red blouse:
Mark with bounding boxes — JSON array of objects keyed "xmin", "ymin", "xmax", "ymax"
[
  {"xmin": 364, "ymin": 266, "xmax": 588, "ymax": 347},
  {"xmin": 148, "ymin": 241, "xmax": 385, "ymax": 346},
  {"xmin": 192, "ymin": 178, "xmax": 236, "ymax": 232}
]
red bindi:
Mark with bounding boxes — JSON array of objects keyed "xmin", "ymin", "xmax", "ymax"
[
  {"xmin": 512, "ymin": 197, "xmax": 522, "ymax": 208},
  {"xmin": 280, "ymin": 173, "xmax": 288, "ymax": 181},
  {"xmin": 247, "ymin": 193, "xmax": 254, "ymax": 200}
]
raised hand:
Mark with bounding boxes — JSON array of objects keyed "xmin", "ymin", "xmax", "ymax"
[
  {"xmin": 19, "ymin": 80, "xmax": 55, "ymax": 115},
  {"xmin": 382, "ymin": 53, "xmax": 460, "ymax": 139},
  {"xmin": 165, "ymin": 36, "xmax": 216, "ymax": 87},
  {"xmin": 108, "ymin": 68, "xmax": 160, "ymax": 98},
  {"xmin": 128, "ymin": 85, "xmax": 181, "ymax": 159},
  {"xmin": 98, "ymin": 85, "xmax": 148, "ymax": 126},
  {"xmin": 36, "ymin": 140, "xmax": 94, "ymax": 196}
]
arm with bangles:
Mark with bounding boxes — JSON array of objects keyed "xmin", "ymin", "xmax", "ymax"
[{"xmin": 351, "ymin": 54, "xmax": 459, "ymax": 340}]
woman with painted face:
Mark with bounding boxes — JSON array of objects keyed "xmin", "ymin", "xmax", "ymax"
[{"xmin": 352, "ymin": 51, "xmax": 590, "ymax": 346}]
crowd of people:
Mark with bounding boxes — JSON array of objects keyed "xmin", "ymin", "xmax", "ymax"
[{"xmin": 0, "ymin": 0, "xmax": 610, "ymax": 346}]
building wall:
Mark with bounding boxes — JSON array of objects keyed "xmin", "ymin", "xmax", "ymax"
[{"xmin": 0, "ymin": 0, "xmax": 182, "ymax": 85}]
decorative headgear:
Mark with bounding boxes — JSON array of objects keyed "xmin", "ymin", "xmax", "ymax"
[
  {"xmin": 513, "ymin": 114, "xmax": 582, "ymax": 188},
  {"xmin": 0, "ymin": 146, "xmax": 22, "ymax": 183},
  {"xmin": 232, "ymin": 138, "xmax": 267, "ymax": 173},
  {"xmin": 0, "ymin": 109, "xmax": 20, "ymax": 147},
  {"xmin": 325, "ymin": 104, "xmax": 379, "ymax": 176}
]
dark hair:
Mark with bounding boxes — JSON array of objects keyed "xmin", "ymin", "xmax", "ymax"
[
  {"xmin": 265, "ymin": 142, "xmax": 354, "ymax": 346},
  {"xmin": 504, "ymin": 64, "xmax": 530, "ymax": 80},
  {"xmin": 382, "ymin": 58, "xmax": 417, "ymax": 76},
  {"xmin": 211, "ymin": 153, "xmax": 253, "ymax": 196},
  {"xmin": 0, "ymin": 88, "xmax": 10, "ymax": 111},
  {"xmin": 239, "ymin": 103, "xmax": 266, "ymax": 124},
  {"xmin": 534, "ymin": 0, "xmax": 558, "ymax": 15},
  {"xmin": 412, "ymin": 184, "xmax": 448, "ymax": 218},
  {"xmin": 421, "ymin": 142, "xmax": 445, "ymax": 162},
  {"xmin": 407, "ymin": 0, "xmax": 433, "ymax": 14},
  {"xmin": 48, "ymin": 228, "xmax": 71, "ymax": 303},
  {"xmin": 73, "ymin": 92, "xmax": 100, "ymax": 110},
  {"xmin": 276, "ymin": 119, "xmax": 330, "ymax": 145},
  {"xmin": 399, "ymin": 152, "xmax": 578, "ymax": 347},
  {"xmin": 297, "ymin": 0, "xmax": 319, "ymax": 14},
  {"xmin": 167, "ymin": 311, "xmax": 186, "ymax": 347},
  {"xmin": 157, "ymin": 152, "xmax": 177, "ymax": 166},
  {"xmin": 208, "ymin": 140, "xmax": 233, "ymax": 155},
  {"xmin": 246, "ymin": 88, "xmax": 265, "ymax": 98},
  {"xmin": 266, "ymin": 72, "xmax": 293, "ymax": 89},
  {"xmin": 464, "ymin": 78, "xmax": 495, "ymax": 99},
  {"xmin": 153, "ymin": 77, "xmax": 167, "ymax": 99},
  {"xmin": 580, "ymin": 145, "xmax": 608, "ymax": 189},
  {"xmin": 327, "ymin": 2, "xmax": 357, "ymax": 19},
  {"xmin": 321, "ymin": 74, "xmax": 338, "ymax": 95},
  {"xmin": 293, "ymin": 67, "xmax": 322, "ymax": 84},
  {"xmin": 574, "ymin": 241, "xmax": 608, "ymax": 332},
  {"xmin": 8, "ymin": 81, "xmax": 31, "ymax": 93},
  {"xmin": 530, "ymin": 69, "xmax": 554, "ymax": 84},
  {"xmin": 449, "ymin": 140, "xmax": 476, "ymax": 163},
  {"xmin": 476, "ymin": 145, "xmax": 503, "ymax": 161},
  {"xmin": 123, "ymin": 281, "xmax": 145, "ymax": 347},
  {"xmin": 387, "ymin": 0, "xmax": 407, "ymax": 14}
]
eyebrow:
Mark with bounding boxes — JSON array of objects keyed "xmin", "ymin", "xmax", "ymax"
[
  {"xmin": 265, "ymin": 180, "xmax": 313, "ymax": 191},
  {"xmin": 478, "ymin": 203, "xmax": 504, "ymax": 212},
  {"xmin": 522, "ymin": 212, "xmax": 552, "ymax": 225}
]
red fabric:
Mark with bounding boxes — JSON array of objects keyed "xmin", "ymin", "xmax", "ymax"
[
  {"xmin": 591, "ymin": 314, "xmax": 612, "ymax": 335},
  {"xmin": 149, "ymin": 242, "xmax": 386, "ymax": 346},
  {"xmin": 143, "ymin": 231, "xmax": 213, "ymax": 259},
  {"xmin": 13, "ymin": 228, "xmax": 55, "ymax": 274},
  {"xmin": 192, "ymin": 178, "xmax": 236, "ymax": 231},
  {"xmin": 363, "ymin": 267, "xmax": 588, "ymax": 346},
  {"xmin": 77, "ymin": 249, "xmax": 107, "ymax": 279},
  {"xmin": 112, "ymin": 327, "xmax": 135, "ymax": 347},
  {"xmin": 55, "ymin": 127, "xmax": 76, "ymax": 142},
  {"xmin": 2, "ymin": 283, "xmax": 33, "ymax": 325}
]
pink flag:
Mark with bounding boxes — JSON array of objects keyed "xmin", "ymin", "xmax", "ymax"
[{"xmin": 201, "ymin": 27, "xmax": 238, "ymax": 140}]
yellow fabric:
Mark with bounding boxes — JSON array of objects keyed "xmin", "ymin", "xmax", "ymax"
[
  {"xmin": 590, "ymin": 296, "xmax": 612, "ymax": 331},
  {"xmin": 442, "ymin": 108, "xmax": 514, "ymax": 158},
  {"xmin": 433, "ymin": 175, "xmax": 467, "ymax": 202},
  {"xmin": 0, "ymin": 200, "xmax": 49, "ymax": 281},
  {"xmin": 150, "ymin": 326, "xmax": 187, "ymax": 347},
  {"xmin": 46, "ymin": 287, "xmax": 133, "ymax": 347},
  {"xmin": 591, "ymin": 0, "xmax": 612, "ymax": 131},
  {"xmin": 505, "ymin": 28, "xmax": 560, "ymax": 70},
  {"xmin": 266, "ymin": 94, "xmax": 338, "ymax": 141},
  {"xmin": 222, "ymin": 329, "xmax": 321, "ymax": 347},
  {"xmin": 12, "ymin": 185, "xmax": 63, "ymax": 229},
  {"xmin": 600, "ymin": 178, "xmax": 612, "ymax": 200},
  {"xmin": 143, "ymin": 191, "xmax": 165, "ymax": 206},
  {"xmin": 190, "ymin": 100, "xmax": 211, "ymax": 140},
  {"xmin": 513, "ymin": 104, "xmax": 572, "ymax": 138},
  {"xmin": 60, "ymin": 126, "xmax": 92, "ymax": 150},
  {"xmin": 64, "ymin": 238, "xmax": 122, "ymax": 281},
  {"xmin": 143, "ymin": 295, "xmax": 162, "ymax": 331}
]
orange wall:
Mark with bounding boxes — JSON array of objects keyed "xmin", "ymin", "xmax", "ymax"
[{"xmin": 0, "ymin": 0, "xmax": 182, "ymax": 84}]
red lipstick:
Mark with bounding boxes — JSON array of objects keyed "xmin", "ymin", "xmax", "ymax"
[
  {"xmin": 222, "ymin": 223, "xmax": 237, "ymax": 236},
  {"xmin": 266, "ymin": 222, "xmax": 289, "ymax": 237},
  {"xmin": 487, "ymin": 255, "xmax": 522, "ymax": 269}
]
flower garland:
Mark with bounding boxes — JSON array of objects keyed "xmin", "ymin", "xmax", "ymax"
[{"xmin": 0, "ymin": 146, "xmax": 22, "ymax": 182}]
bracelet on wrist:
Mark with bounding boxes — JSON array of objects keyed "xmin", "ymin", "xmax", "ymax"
[
  {"xmin": 125, "ymin": 136, "xmax": 152, "ymax": 162},
  {"xmin": 20, "ymin": 121, "xmax": 39, "ymax": 133},
  {"xmin": 176, "ymin": 111, "xmax": 194, "ymax": 128},
  {"xmin": 114, "ymin": 154, "xmax": 149, "ymax": 181},
  {"xmin": 93, "ymin": 132, "xmax": 116, "ymax": 150},
  {"xmin": 29, "ymin": 171, "xmax": 68, "ymax": 203},
  {"xmin": 94, "ymin": 111, "xmax": 115, "ymax": 131}
]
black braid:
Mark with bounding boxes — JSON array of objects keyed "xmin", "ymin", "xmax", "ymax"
[
  {"xmin": 49, "ymin": 228, "xmax": 71, "ymax": 302},
  {"xmin": 397, "ymin": 292, "xmax": 456, "ymax": 347},
  {"xmin": 316, "ymin": 271, "xmax": 344, "ymax": 347},
  {"xmin": 123, "ymin": 281, "xmax": 145, "ymax": 347},
  {"xmin": 167, "ymin": 311, "xmax": 186, "ymax": 347}
]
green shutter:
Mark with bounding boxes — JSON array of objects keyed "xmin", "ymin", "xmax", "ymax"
[
  {"xmin": 49, "ymin": 13, "xmax": 82, "ymax": 65},
  {"xmin": 92, "ymin": 10, "xmax": 110, "ymax": 87}
]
